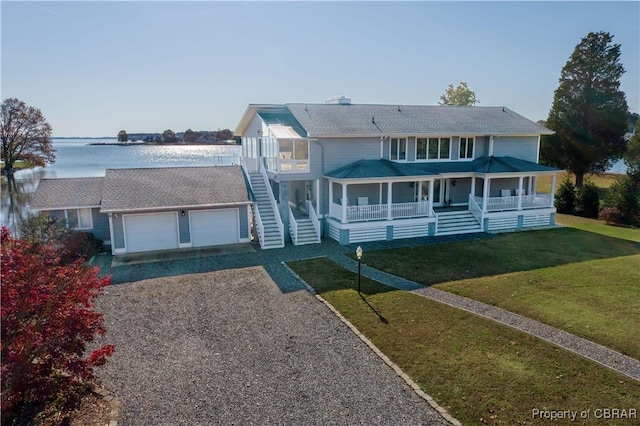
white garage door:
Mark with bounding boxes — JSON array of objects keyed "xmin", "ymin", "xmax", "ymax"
[
  {"xmin": 190, "ymin": 209, "xmax": 239, "ymax": 247},
  {"xmin": 124, "ymin": 213, "xmax": 179, "ymax": 253}
]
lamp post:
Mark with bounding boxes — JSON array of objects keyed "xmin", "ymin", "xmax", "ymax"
[{"xmin": 356, "ymin": 246, "xmax": 363, "ymax": 294}]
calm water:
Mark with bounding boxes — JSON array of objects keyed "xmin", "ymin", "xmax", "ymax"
[{"xmin": 1, "ymin": 139, "xmax": 241, "ymax": 233}]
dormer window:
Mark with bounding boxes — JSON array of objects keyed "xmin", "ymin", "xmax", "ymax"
[
  {"xmin": 459, "ymin": 137, "xmax": 475, "ymax": 160},
  {"xmin": 390, "ymin": 138, "xmax": 407, "ymax": 161}
]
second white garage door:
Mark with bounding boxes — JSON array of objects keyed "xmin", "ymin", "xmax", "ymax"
[
  {"xmin": 190, "ymin": 209, "xmax": 239, "ymax": 247},
  {"xmin": 124, "ymin": 213, "xmax": 179, "ymax": 253}
]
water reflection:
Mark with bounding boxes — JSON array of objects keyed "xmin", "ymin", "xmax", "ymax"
[{"xmin": 1, "ymin": 169, "xmax": 46, "ymax": 235}]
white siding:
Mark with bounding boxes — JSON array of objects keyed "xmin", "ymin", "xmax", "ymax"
[{"xmin": 243, "ymin": 114, "xmax": 263, "ymax": 139}]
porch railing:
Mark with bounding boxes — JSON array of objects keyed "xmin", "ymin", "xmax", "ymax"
[
  {"xmin": 474, "ymin": 193, "xmax": 553, "ymax": 212},
  {"xmin": 240, "ymin": 161, "xmax": 264, "ymax": 245},
  {"xmin": 259, "ymin": 158, "xmax": 284, "ymax": 244},
  {"xmin": 307, "ymin": 200, "xmax": 321, "ymax": 240},
  {"xmin": 242, "ymin": 157, "xmax": 259, "ymax": 173},
  {"xmin": 469, "ymin": 194, "xmax": 483, "ymax": 223},
  {"xmin": 288, "ymin": 205, "xmax": 298, "ymax": 245},
  {"xmin": 329, "ymin": 201, "xmax": 429, "ymax": 223}
]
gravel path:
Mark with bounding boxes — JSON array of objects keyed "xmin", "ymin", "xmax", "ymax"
[
  {"xmin": 330, "ymin": 254, "xmax": 640, "ymax": 382},
  {"xmin": 95, "ymin": 266, "xmax": 449, "ymax": 425}
]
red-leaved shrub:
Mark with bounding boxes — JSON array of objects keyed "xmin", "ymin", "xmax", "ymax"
[{"xmin": 1, "ymin": 227, "xmax": 115, "ymax": 423}]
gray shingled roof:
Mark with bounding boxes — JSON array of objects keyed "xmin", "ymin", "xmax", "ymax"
[
  {"xmin": 31, "ymin": 177, "xmax": 104, "ymax": 209},
  {"xmin": 101, "ymin": 166, "xmax": 250, "ymax": 212},
  {"xmin": 285, "ymin": 103, "xmax": 553, "ymax": 137},
  {"xmin": 325, "ymin": 157, "xmax": 558, "ymax": 180}
]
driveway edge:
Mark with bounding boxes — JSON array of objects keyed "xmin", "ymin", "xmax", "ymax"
[{"xmin": 281, "ymin": 261, "xmax": 461, "ymax": 426}]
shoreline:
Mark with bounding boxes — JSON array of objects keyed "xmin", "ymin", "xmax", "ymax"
[{"xmin": 88, "ymin": 142, "xmax": 240, "ymax": 146}]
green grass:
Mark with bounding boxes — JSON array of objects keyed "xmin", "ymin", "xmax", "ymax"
[
  {"xmin": 536, "ymin": 171, "xmax": 619, "ymax": 193},
  {"xmin": 289, "ymin": 258, "xmax": 640, "ymax": 425},
  {"xmin": 556, "ymin": 213, "xmax": 640, "ymax": 242},
  {"xmin": 437, "ymin": 255, "xmax": 640, "ymax": 359},
  {"xmin": 359, "ymin": 228, "xmax": 639, "ymax": 285},
  {"xmin": 358, "ymin": 228, "xmax": 640, "ymax": 360}
]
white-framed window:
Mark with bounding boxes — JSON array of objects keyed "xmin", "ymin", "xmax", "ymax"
[
  {"xmin": 390, "ymin": 137, "xmax": 407, "ymax": 161},
  {"xmin": 416, "ymin": 138, "xmax": 428, "ymax": 160},
  {"xmin": 66, "ymin": 208, "xmax": 93, "ymax": 230},
  {"xmin": 279, "ymin": 139, "xmax": 309, "ymax": 172},
  {"xmin": 417, "ymin": 137, "xmax": 450, "ymax": 160},
  {"xmin": 459, "ymin": 137, "xmax": 475, "ymax": 160}
]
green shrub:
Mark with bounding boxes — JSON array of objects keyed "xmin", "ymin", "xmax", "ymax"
[
  {"xmin": 61, "ymin": 231, "xmax": 104, "ymax": 264},
  {"xmin": 598, "ymin": 207, "xmax": 623, "ymax": 225},
  {"xmin": 18, "ymin": 215, "xmax": 104, "ymax": 264},
  {"xmin": 554, "ymin": 175, "xmax": 576, "ymax": 214},
  {"xmin": 575, "ymin": 180, "xmax": 600, "ymax": 218},
  {"xmin": 603, "ymin": 175, "xmax": 640, "ymax": 226}
]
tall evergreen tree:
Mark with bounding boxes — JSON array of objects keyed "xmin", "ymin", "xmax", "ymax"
[{"xmin": 541, "ymin": 32, "xmax": 628, "ymax": 187}]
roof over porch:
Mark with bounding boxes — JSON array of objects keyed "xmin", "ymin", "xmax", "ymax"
[{"xmin": 324, "ymin": 156, "xmax": 558, "ymax": 180}]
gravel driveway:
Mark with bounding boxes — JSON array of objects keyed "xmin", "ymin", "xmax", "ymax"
[{"xmin": 96, "ymin": 266, "xmax": 448, "ymax": 425}]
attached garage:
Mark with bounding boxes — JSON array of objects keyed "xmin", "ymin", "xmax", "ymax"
[
  {"xmin": 190, "ymin": 209, "xmax": 239, "ymax": 247},
  {"xmin": 124, "ymin": 213, "xmax": 179, "ymax": 253}
]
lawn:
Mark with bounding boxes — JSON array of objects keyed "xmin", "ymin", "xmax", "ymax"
[
  {"xmin": 356, "ymin": 228, "xmax": 640, "ymax": 359},
  {"xmin": 289, "ymin": 258, "xmax": 640, "ymax": 425},
  {"xmin": 556, "ymin": 213, "xmax": 640, "ymax": 242},
  {"xmin": 536, "ymin": 171, "xmax": 619, "ymax": 193}
]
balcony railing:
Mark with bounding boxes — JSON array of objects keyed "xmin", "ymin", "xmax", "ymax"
[
  {"xmin": 474, "ymin": 193, "xmax": 553, "ymax": 212},
  {"xmin": 329, "ymin": 201, "xmax": 429, "ymax": 223}
]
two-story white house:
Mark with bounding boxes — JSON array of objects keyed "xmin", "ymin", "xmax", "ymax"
[{"xmin": 236, "ymin": 97, "xmax": 559, "ymax": 247}]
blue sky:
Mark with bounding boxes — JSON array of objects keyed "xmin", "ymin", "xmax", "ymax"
[{"xmin": 2, "ymin": 1, "xmax": 639, "ymax": 137}]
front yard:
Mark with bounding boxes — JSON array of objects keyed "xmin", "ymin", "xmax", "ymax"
[
  {"xmin": 355, "ymin": 227, "xmax": 640, "ymax": 360},
  {"xmin": 288, "ymin": 257, "xmax": 640, "ymax": 425}
]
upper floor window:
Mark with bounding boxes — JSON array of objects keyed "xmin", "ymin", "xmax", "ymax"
[
  {"xmin": 279, "ymin": 139, "xmax": 309, "ymax": 172},
  {"xmin": 459, "ymin": 137, "xmax": 474, "ymax": 160},
  {"xmin": 390, "ymin": 138, "xmax": 407, "ymax": 161},
  {"xmin": 417, "ymin": 137, "xmax": 450, "ymax": 160},
  {"xmin": 66, "ymin": 208, "xmax": 93, "ymax": 230}
]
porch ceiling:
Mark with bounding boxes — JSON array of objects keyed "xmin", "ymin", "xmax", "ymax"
[{"xmin": 324, "ymin": 157, "xmax": 559, "ymax": 181}]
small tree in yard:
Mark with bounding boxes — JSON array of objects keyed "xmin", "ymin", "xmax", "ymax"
[
  {"xmin": 575, "ymin": 179, "xmax": 600, "ymax": 218},
  {"xmin": 554, "ymin": 175, "xmax": 577, "ymax": 214},
  {"xmin": 601, "ymin": 176, "xmax": 640, "ymax": 227},
  {"xmin": 1, "ymin": 227, "xmax": 114, "ymax": 423}
]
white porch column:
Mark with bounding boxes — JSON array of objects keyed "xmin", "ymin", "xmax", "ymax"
[
  {"xmin": 328, "ymin": 180, "xmax": 333, "ymax": 216},
  {"xmin": 379, "ymin": 183, "xmax": 383, "ymax": 204},
  {"xmin": 471, "ymin": 176, "xmax": 476, "ymax": 197},
  {"xmin": 341, "ymin": 183, "xmax": 348, "ymax": 224},
  {"xmin": 550, "ymin": 174, "xmax": 557, "ymax": 206},
  {"xmin": 532, "ymin": 176, "xmax": 537, "ymax": 195},
  {"xmin": 316, "ymin": 179, "xmax": 321, "ymax": 217},
  {"xmin": 387, "ymin": 182, "xmax": 393, "ymax": 220},
  {"xmin": 417, "ymin": 181, "xmax": 423, "ymax": 201},
  {"xmin": 428, "ymin": 180, "xmax": 434, "ymax": 216},
  {"xmin": 482, "ymin": 177, "xmax": 490, "ymax": 212},
  {"xmin": 517, "ymin": 176, "xmax": 524, "ymax": 210}
]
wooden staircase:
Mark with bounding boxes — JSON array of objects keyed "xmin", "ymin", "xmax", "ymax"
[
  {"xmin": 436, "ymin": 210, "xmax": 483, "ymax": 235},
  {"xmin": 290, "ymin": 216, "xmax": 321, "ymax": 245},
  {"xmin": 248, "ymin": 172, "xmax": 284, "ymax": 249}
]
